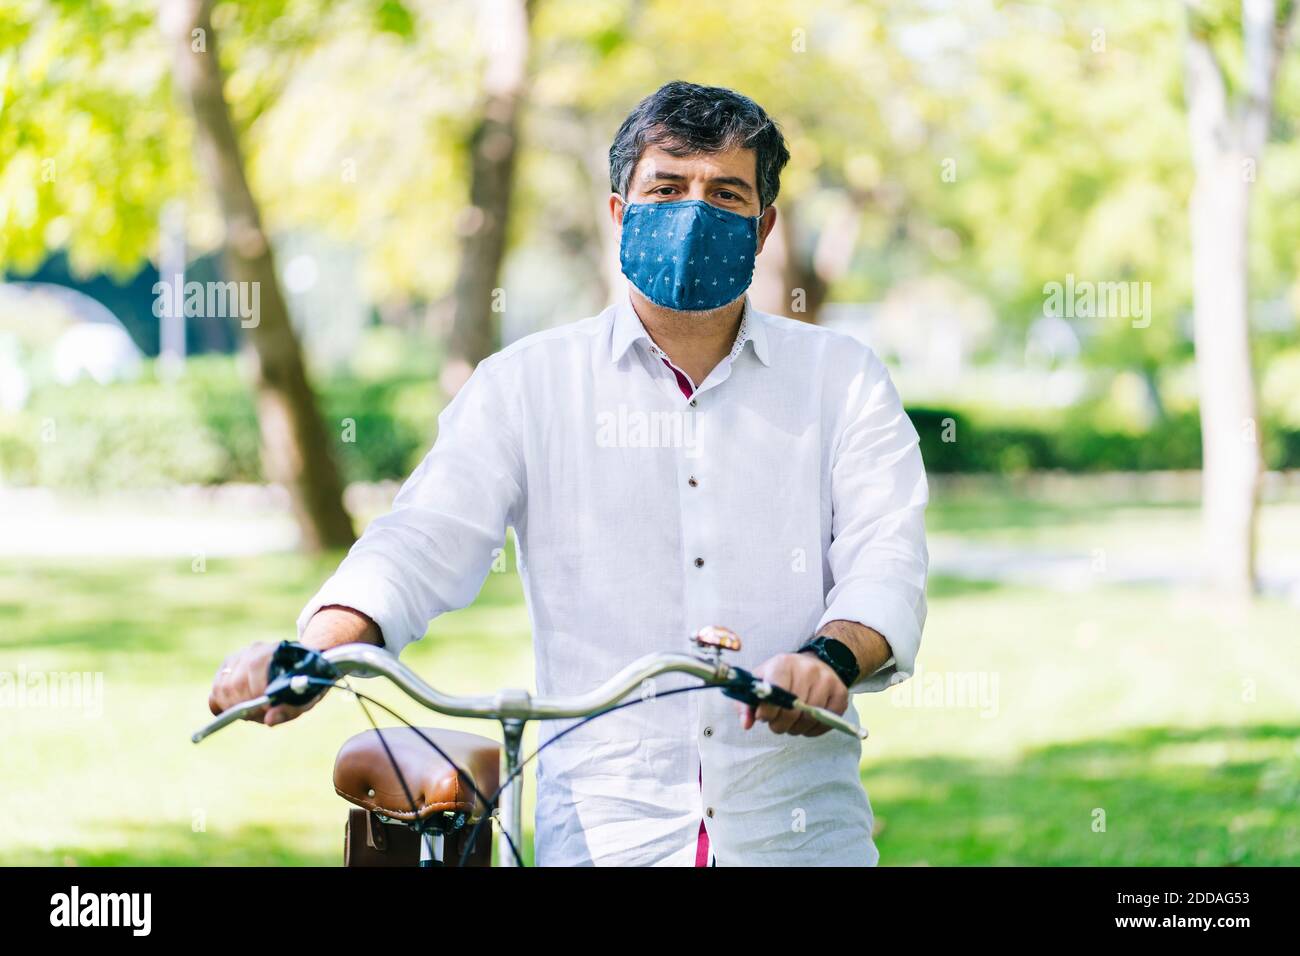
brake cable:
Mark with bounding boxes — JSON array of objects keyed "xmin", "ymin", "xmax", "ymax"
[
  {"xmin": 474, "ymin": 664, "xmax": 801, "ymax": 863},
  {"xmin": 454, "ymin": 682, "xmax": 715, "ymax": 867},
  {"xmin": 274, "ymin": 633, "xmax": 800, "ymax": 868}
]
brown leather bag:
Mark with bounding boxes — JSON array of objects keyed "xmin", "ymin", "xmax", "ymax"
[
  {"xmin": 343, "ymin": 809, "xmax": 493, "ymax": 867},
  {"xmin": 344, "ymin": 809, "xmax": 423, "ymax": 867}
]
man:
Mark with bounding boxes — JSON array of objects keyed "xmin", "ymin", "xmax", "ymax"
[{"xmin": 209, "ymin": 80, "xmax": 929, "ymax": 866}]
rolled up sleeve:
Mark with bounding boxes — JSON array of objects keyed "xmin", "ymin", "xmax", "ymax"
[
  {"xmin": 296, "ymin": 357, "xmax": 525, "ymax": 656},
  {"xmin": 819, "ymin": 350, "xmax": 929, "ymax": 693}
]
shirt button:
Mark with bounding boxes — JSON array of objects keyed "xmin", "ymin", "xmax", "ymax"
[
  {"xmin": 694, "ymin": 557, "xmax": 705, "ymax": 568},
  {"xmin": 688, "ymin": 476, "xmax": 698, "ymax": 488},
  {"xmin": 703, "ymin": 726, "xmax": 713, "ymax": 738},
  {"xmin": 689, "ymin": 399, "xmax": 698, "ymax": 407},
  {"xmin": 706, "ymin": 807, "xmax": 715, "ymax": 819}
]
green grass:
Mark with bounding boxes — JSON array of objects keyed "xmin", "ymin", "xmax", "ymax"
[
  {"xmin": 2, "ymin": 527, "xmax": 1298, "ymax": 866},
  {"xmin": 0, "ymin": 552, "xmax": 539, "ymax": 866},
  {"xmin": 869, "ymin": 575, "xmax": 1300, "ymax": 865},
  {"xmin": 927, "ymin": 482, "xmax": 1300, "ymax": 567}
]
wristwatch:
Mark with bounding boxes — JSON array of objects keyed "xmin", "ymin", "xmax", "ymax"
[{"xmin": 797, "ymin": 635, "xmax": 860, "ymax": 688}]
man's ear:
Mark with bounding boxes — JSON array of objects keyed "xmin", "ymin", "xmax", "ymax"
[
  {"xmin": 755, "ymin": 205, "xmax": 778, "ymax": 256},
  {"xmin": 609, "ymin": 193, "xmax": 627, "ymax": 229}
]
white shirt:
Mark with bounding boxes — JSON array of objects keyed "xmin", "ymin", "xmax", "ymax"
[{"xmin": 298, "ymin": 288, "xmax": 929, "ymax": 866}]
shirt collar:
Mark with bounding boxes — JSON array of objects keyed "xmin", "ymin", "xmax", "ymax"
[{"xmin": 609, "ymin": 286, "xmax": 772, "ymax": 368}]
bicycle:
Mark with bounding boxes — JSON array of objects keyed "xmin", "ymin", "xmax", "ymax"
[{"xmin": 193, "ymin": 625, "xmax": 868, "ymax": 867}]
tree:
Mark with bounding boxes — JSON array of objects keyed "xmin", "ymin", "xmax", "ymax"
[
  {"xmin": 1184, "ymin": 0, "xmax": 1297, "ymax": 595},
  {"xmin": 524, "ymin": 0, "xmax": 941, "ymax": 324},
  {"xmin": 749, "ymin": 192, "xmax": 866, "ymax": 322},
  {"xmin": 163, "ymin": 0, "xmax": 355, "ymax": 550},
  {"xmin": 442, "ymin": 0, "xmax": 536, "ymax": 393}
]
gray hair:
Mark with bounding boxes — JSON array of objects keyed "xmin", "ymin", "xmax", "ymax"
[{"xmin": 609, "ymin": 81, "xmax": 791, "ymax": 210}]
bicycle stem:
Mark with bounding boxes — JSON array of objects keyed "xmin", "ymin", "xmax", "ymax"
[{"xmin": 497, "ymin": 718, "xmax": 526, "ymax": 867}]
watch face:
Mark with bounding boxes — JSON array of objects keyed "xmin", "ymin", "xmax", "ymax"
[
  {"xmin": 804, "ymin": 637, "xmax": 858, "ymax": 686},
  {"xmin": 826, "ymin": 640, "xmax": 856, "ymax": 668}
]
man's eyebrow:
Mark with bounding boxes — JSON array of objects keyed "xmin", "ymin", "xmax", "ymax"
[
  {"xmin": 639, "ymin": 168, "xmax": 688, "ymax": 183},
  {"xmin": 709, "ymin": 175, "xmax": 754, "ymax": 194},
  {"xmin": 637, "ymin": 168, "xmax": 755, "ymax": 194}
]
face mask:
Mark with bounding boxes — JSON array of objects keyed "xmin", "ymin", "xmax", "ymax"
[{"xmin": 618, "ymin": 199, "xmax": 760, "ymax": 312}]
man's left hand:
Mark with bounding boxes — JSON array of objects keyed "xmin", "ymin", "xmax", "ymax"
[{"xmin": 738, "ymin": 652, "xmax": 848, "ymax": 737}]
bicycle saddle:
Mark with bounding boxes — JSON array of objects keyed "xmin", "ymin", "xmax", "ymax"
[{"xmin": 333, "ymin": 727, "xmax": 500, "ymax": 823}]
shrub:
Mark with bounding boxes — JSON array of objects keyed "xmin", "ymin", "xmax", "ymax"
[
  {"xmin": 0, "ymin": 356, "xmax": 440, "ymax": 489},
  {"xmin": 2, "ymin": 361, "xmax": 1296, "ymax": 489},
  {"xmin": 909, "ymin": 406, "xmax": 1297, "ymax": 474}
]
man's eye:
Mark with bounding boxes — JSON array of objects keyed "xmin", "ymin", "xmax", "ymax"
[{"xmin": 653, "ymin": 186, "xmax": 677, "ymax": 196}]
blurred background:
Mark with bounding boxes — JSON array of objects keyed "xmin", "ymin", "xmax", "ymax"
[{"xmin": 2, "ymin": 0, "xmax": 1299, "ymax": 865}]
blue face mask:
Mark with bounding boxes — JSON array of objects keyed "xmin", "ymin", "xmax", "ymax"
[{"xmin": 619, "ymin": 200, "xmax": 760, "ymax": 312}]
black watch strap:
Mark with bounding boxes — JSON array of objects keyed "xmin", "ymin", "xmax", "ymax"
[{"xmin": 798, "ymin": 635, "xmax": 860, "ymax": 688}]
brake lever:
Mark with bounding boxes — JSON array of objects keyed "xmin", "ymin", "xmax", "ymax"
[
  {"xmin": 192, "ymin": 694, "xmax": 271, "ymax": 743},
  {"xmin": 265, "ymin": 641, "xmax": 339, "ymax": 706}
]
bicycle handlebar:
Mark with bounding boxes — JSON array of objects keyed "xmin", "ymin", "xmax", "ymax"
[{"xmin": 192, "ymin": 641, "xmax": 868, "ymax": 743}]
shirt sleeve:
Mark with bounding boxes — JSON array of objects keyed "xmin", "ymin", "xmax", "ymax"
[
  {"xmin": 819, "ymin": 349, "xmax": 929, "ymax": 693},
  {"xmin": 296, "ymin": 356, "xmax": 525, "ymax": 656}
]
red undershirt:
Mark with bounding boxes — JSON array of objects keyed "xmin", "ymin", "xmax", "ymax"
[{"xmin": 659, "ymin": 356, "xmax": 712, "ymax": 868}]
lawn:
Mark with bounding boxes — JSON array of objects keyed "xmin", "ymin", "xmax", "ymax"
[
  {"xmin": 2, "ymin": 501, "xmax": 1298, "ymax": 865},
  {"xmin": 926, "ymin": 476, "xmax": 1300, "ymax": 568}
]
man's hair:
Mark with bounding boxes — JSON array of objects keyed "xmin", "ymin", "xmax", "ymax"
[{"xmin": 609, "ymin": 81, "xmax": 791, "ymax": 210}]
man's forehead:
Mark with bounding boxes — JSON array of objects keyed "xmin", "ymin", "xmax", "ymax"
[{"xmin": 635, "ymin": 145, "xmax": 757, "ymax": 184}]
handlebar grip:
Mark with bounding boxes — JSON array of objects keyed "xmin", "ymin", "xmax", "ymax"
[
  {"xmin": 719, "ymin": 666, "xmax": 797, "ymax": 709},
  {"xmin": 720, "ymin": 665, "xmax": 868, "ymax": 740}
]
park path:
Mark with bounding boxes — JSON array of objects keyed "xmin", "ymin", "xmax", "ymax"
[
  {"xmin": 4, "ymin": 486, "xmax": 1297, "ymax": 602},
  {"xmin": 927, "ymin": 534, "xmax": 1300, "ymax": 602},
  {"xmin": 0, "ymin": 486, "xmax": 299, "ymax": 557}
]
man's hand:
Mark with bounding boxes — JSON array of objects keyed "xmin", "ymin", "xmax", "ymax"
[
  {"xmin": 206, "ymin": 606, "xmax": 382, "ymax": 728},
  {"xmin": 207, "ymin": 640, "xmax": 308, "ymax": 727},
  {"xmin": 737, "ymin": 652, "xmax": 848, "ymax": 737},
  {"xmin": 738, "ymin": 622, "xmax": 891, "ymax": 736}
]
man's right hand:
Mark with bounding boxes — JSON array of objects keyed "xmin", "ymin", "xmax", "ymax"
[
  {"xmin": 207, "ymin": 607, "xmax": 383, "ymax": 728},
  {"xmin": 208, "ymin": 641, "xmax": 311, "ymax": 726}
]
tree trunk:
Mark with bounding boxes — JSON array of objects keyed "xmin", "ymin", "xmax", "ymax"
[
  {"xmin": 442, "ymin": 0, "xmax": 534, "ymax": 394},
  {"xmin": 1182, "ymin": 0, "xmax": 1294, "ymax": 596},
  {"xmin": 750, "ymin": 209, "xmax": 822, "ymax": 321},
  {"xmin": 750, "ymin": 195, "xmax": 862, "ymax": 323},
  {"xmin": 1188, "ymin": 149, "xmax": 1260, "ymax": 595},
  {"xmin": 163, "ymin": 0, "xmax": 355, "ymax": 551}
]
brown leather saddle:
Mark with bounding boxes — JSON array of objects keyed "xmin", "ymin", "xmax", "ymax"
[{"xmin": 334, "ymin": 727, "xmax": 500, "ymax": 866}]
